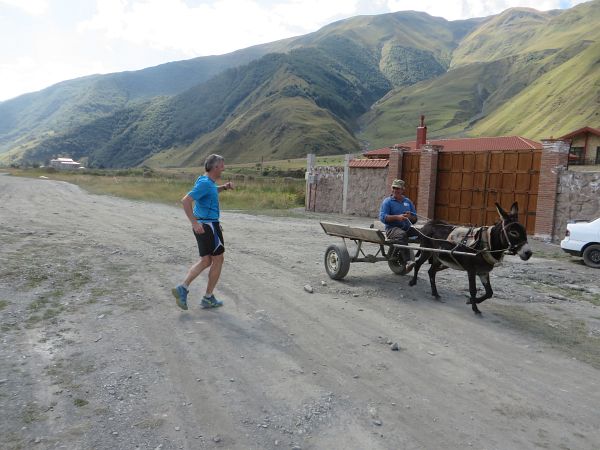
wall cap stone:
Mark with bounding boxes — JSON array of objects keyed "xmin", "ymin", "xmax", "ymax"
[
  {"xmin": 541, "ymin": 139, "xmax": 570, "ymax": 153},
  {"xmin": 421, "ymin": 144, "xmax": 443, "ymax": 153}
]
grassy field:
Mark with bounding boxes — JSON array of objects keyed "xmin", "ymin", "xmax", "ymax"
[
  {"xmin": 157, "ymin": 154, "xmax": 346, "ymax": 178},
  {"xmin": 5, "ymin": 167, "xmax": 310, "ymax": 211}
]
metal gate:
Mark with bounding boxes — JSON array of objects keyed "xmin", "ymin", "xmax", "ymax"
[
  {"xmin": 434, "ymin": 150, "xmax": 541, "ymax": 233},
  {"xmin": 401, "ymin": 152, "xmax": 420, "ymax": 209}
]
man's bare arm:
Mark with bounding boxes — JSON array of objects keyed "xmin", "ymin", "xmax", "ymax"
[
  {"xmin": 385, "ymin": 213, "xmax": 413, "ymax": 223},
  {"xmin": 218, "ymin": 182, "xmax": 233, "ymax": 192},
  {"xmin": 181, "ymin": 194, "xmax": 204, "ymax": 234}
]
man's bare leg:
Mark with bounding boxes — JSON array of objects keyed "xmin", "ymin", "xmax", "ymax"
[
  {"xmin": 205, "ymin": 253, "xmax": 224, "ymax": 296},
  {"xmin": 184, "ymin": 256, "xmax": 212, "ymax": 286}
]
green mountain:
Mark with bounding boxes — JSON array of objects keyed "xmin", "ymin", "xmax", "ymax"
[
  {"xmin": 17, "ymin": 43, "xmax": 393, "ymax": 168},
  {"xmin": 4, "ymin": 10, "xmax": 476, "ymax": 167},
  {"xmin": 1, "ymin": 1, "xmax": 598, "ymax": 167},
  {"xmin": 0, "ymin": 45, "xmax": 277, "ymax": 155},
  {"xmin": 470, "ymin": 40, "xmax": 600, "ymax": 138},
  {"xmin": 359, "ymin": 1, "xmax": 600, "ymax": 147}
]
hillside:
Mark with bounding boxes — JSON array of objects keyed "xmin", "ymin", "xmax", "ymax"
[
  {"xmin": 1, "ymin": 1, "xmax": 598, "ymax": 167},
  {"xmin": 470, "ymin": 40, "xmax": 600, "ymax": 138},
  {"xmin": 358, "ymin": 0, "xmax": 600, "ymax": 147},
  {"xmin": 20, "ymin": 42, "xmax": 395, "ymax": 167},
  {"xmin": 0, "ymin": 45, "xmax": 276, "ymax": 156},
  {"xmin": 5, "ymin": 11, "xmax": 476, "ymax": 167}
]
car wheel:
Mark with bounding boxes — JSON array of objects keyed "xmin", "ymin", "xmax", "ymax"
[{"xmin": 582, "ymin": 244, "xmax": 600, "ymax": 269}]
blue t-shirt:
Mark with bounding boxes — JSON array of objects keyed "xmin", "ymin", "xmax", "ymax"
[
  {"xmin": 379, "ymin": 195, "xmax": 416, "ymax": 231},
  {"xmin": 188, "ymin": 175, "xmax": 219, "ymax": 222}
]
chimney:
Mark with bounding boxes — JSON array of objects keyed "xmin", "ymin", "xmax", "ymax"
[{"xmin": 416, "ymin": 115, "xmax": 427, "ymax": 149}]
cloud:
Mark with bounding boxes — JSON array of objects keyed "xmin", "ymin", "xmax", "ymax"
[
  {"xmin": 1, "ymin": 0, "xmax": 590, "ymax": 101},
  {"xmin": 272, "ymin": 0, "xmax": 359, "ymax": 31},
  {"xmin": 77, "ymin": 0, "xmax": 592, "ymax": 56},
  {"xmin": 0, "ymin": 0, "xmax": 48, "ymax": 15},
  {"xmin": 78, "ymin": 0, "xmax": 360, "ymax": 56}
]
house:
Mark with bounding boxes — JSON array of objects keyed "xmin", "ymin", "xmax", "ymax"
[
  {"xmin": 558, "ymin": 126, "xmax": 600, "ymax": 166},
  {"xmin": 49, "ymin": 157, "xmax": 84, "ymax": 170},
  {"xmin": 363, "ymin": 116, "xmax": 542, "ymax": 158}
]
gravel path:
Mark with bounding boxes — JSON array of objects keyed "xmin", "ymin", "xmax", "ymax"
[{"xmin": 1, "ymin": 174, "xmax": 599, "ymax": 450}]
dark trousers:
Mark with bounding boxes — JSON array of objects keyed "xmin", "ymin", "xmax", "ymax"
[{"xmin": 386, "ymin": 227, "xmax": 417, "ymax": 262}]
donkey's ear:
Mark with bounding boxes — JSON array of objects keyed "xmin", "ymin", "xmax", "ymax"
[
  {"xmin": 510, "ymin": 202, "xmax": 519, "ymax": 216},
  {"xmin": 496, "ymin": 202, "xmax": 508, "ymax": 220}
]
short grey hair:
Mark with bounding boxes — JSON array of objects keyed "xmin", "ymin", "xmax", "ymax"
[{"xmin": 204, "ymin": 154, "xmax": 224, "ymax": 172}]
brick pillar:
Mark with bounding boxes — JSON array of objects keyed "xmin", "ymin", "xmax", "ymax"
[
  {"xmin": 417, "ymin": 144, "xmax": 442, "ymax": 221},
  {"xmin": 534, "ymin": 140, "xmax": 569, "ymax": 240},
  {"xmin": 385, "ymin": 146, "xmax": 405, "ymax": 192}
]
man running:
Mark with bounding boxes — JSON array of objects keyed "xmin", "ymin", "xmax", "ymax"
[{"xmin": 172, "ymin": 154, "xmax": 233, "ymax": 310}]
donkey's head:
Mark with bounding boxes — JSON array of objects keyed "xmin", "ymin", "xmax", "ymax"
[{"xmin": 495, "ymin": 202, "xmax": 532, "ymax": 261}]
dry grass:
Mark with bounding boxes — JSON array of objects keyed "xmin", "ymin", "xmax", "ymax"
[{"xmin": 6, "ymin": 168, "xmax": 306, "ymax": 210}]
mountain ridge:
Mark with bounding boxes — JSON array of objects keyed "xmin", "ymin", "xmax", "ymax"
[{"xmin": 1, "ymin": 1, "xmax": 598, "ymax": 167}]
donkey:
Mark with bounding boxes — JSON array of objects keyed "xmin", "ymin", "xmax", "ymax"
[{"xmin": 408, "ymin": 202, "xmax": 532, "ymax": 314}]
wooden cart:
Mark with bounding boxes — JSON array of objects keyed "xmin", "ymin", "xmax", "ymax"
[
  {"xmin": 320, "ymin": 222, "xmax": 482, "ymax": 280},
  {"xmin": 320, "ymin": 222, "xmax": 416, "ymax": 280}
]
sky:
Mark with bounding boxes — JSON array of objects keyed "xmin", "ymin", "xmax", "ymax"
[{"xmin": 0, "ymin": 0, "xmax": 590, "ymax": 102}]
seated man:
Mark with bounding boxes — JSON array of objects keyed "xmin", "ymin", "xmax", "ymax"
[{"xmin": 379, "ymin": 179, "xmax": 418, "ymax": 271}]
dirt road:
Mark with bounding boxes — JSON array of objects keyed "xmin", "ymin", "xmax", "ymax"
[{"xmin": 1, "ymin": 174, "xmax": 600, "ymax": 450}]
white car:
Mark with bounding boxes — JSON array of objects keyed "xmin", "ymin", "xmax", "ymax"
[{"xmin": 560, "ymin": 217, "xmax": 600, "ymax": 268}]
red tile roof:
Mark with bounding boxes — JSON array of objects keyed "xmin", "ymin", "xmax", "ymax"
[
  {"xmin": 348, "ymin": 158, "xmax": 389, "ymax": 168},
  {"xmin": 363, "ymin": 136, "xmax": 542, "ymax": 158},
  {"xmin": 558, "ymin": 126, "xmax": 600, "ymax": 140},
  {"xmin": 363, "ymin": 146, "xmax": 391, "ymax": 158}
]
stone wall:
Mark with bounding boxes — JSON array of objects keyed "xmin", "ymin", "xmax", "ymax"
[
  {"xmin": 553, "ymin": 169, "xmax": 600, "ymax": 240},
  {"xmin": 345, "ymin": 167, "xmax": 389, "ymax": 217},
  {"xmin": 307, "ymin": 166, "xmax": 344, "ymax": 213}
]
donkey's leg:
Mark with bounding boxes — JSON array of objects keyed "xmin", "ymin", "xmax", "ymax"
[
  {"xmin": 409, "ymin": 249, "xmax": 430, "ymax": 287},
  {"xmin": 466, "ymin": 270, "xmax": 481, "ymax": 314},
  {"xmin": 475, "ymin": 273, "xmax": 493, "ymax": 303},
  {"xmin": 428, "ymin": 261, "xmax": 442, "ymax": 298}
]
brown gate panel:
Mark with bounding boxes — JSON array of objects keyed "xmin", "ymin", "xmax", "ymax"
[
  {"xmin": 434, "ymin": 149, "xmax": 540, "ymax": 233},
  {"xmin": 401, "ymin": 152, "xmax": 420, "ymax": 208}
]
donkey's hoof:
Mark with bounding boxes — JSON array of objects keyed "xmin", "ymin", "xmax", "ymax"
[{"xmin": 408, "ymin": 280, "xmax": 416, "ymax": 287}]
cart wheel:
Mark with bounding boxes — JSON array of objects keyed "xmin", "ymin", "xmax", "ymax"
[
  {"xmin": 388, "ymin": 249, "xmax": 415, "ymax": 275},
  {"xmin": 583, "ymin": 244, "xmax": 600, "ymax": 268},
  {"xmin": 324, "ymin": 244, "xmax": 350, "ymax": 280},
  {"xmin": 388, "ymin": 259, "xmax": 409, "ymax": 275}
]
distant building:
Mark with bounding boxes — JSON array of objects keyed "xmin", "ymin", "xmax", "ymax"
[
  {"xmin": 558, "ymin": 126, "xmax": 600, "ymax": 166},
  {"xmin": 49, "ymin": 157, "xmax": 84, "ymax": 170}
]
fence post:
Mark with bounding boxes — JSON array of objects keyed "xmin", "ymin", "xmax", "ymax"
[
  {"xmin": 417, "ymin": 144, "xmax": 442, "ymax": 221},
  {"xmin": 342, "ymin": 154, "xmax": 352, "ymax": 215},
  {"xmin": 534, "ymin": 140, "xmax": 569, "ymax": 241},
  {"xmin": 305, "ymin": 153, "xmax": 316, "ymax": 211},
  {"xmin": 385, "ymin": 146, "xmax": 404, "ymax": 191}
]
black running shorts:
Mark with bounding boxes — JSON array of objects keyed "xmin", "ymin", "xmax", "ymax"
[{"xmin": 193, "ymin": 222, "xmax": 225, "ymax": 257}]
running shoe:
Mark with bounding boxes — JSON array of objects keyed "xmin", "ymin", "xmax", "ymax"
[
  {"xmin": 200, "ymin": 294, "xmax": 223, "ymax": 309},
  {"xmin": 172, "ymin": 285, "xmax": 189, "ymax": 310}
]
